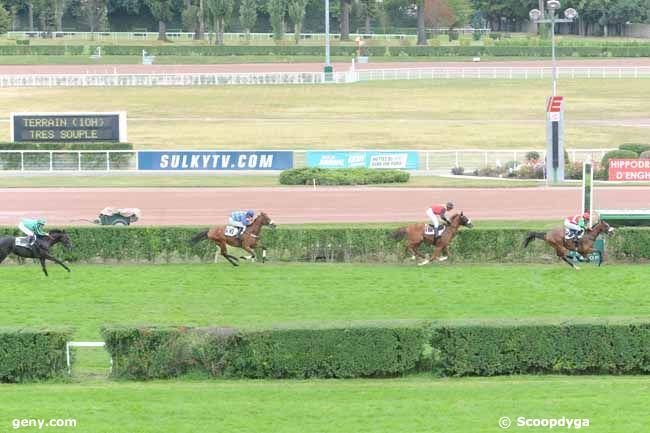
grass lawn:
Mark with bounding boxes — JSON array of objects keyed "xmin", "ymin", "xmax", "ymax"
[
  {"xmin": 1, "ymin": 263, "xmax": 648, "ymax": 340},
  {"xmin": 0, "ymin": 80, "xmax": 647, "ymax": 149},
  {"xmin": 1, "ymin": 375, "xmax": 649, "ymax": 433},
  {"xmin": 0, "ymin": 174, "xmax": 541, "ymax": 188}
]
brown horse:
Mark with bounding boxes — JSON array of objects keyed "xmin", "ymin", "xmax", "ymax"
[
  {"xmin": 391, "ymin": 212, "xmax": 474, "ymax": 266},
  {"xmin": 188, "ymin": 212, "xmax": 276, "ymax": 266},
  {"xmin": 523, "ymin": 220, "xmax": 614, "ymax": 270}
]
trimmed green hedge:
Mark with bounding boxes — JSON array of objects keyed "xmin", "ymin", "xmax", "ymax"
[
  {"xmin": 0, "ymin": 142, "xmax": 133, "ymax": 150},
  {"xmin": 1, "ymin": 226, "xmax": 649, "ymax": 264},
  {"xmin": 280, "ymin": 168, "xmax": 409, "ymax": 186},
  {"xmin": 103, "ymin": 324, "xmax": 427, "ymax": 380},
  {"xmin": 431, "ymin": 320, "xmax": 650, "ymax": 376},
  {"xmin": 0, "ymin": 329, "xmax": 71, "ymax": 383},
  {"xmin": 2, "ymin": 44, "xmax": 649, "ymax": 58}
]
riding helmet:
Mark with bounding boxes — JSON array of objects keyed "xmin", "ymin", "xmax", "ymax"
[
  {"xmin": 246, "ymin": 210, "xmax": 255, "ymax": 218},
  {"xmin": 446, "ymin": 202, "xmax": 455, "ymax": 210},
  {"xmin": 37, "ymin": 218, "xmax": 47, "ymax": 225},
  {"xmin": 583, "ymin": 212, "xmax": 591, "ymax": 219}
]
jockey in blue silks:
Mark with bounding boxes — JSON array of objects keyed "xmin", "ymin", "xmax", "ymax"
[{"xmin": 229, "ymin": 210, "xmax": 255, "ymax": 239}]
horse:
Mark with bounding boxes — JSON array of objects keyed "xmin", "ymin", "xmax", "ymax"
[
  {"xmin": 188, "ymin": 212, "xmax": 276, "ymax": 267},
  {"xmin": 391, "ymin": 212, "xmax": 474, "ymax": 266},
  {"xmin": 523, "ymin": 220, "xmax": 614, "ymax": 270},
  {"xmin": 0, "ymin": 229, "xmax": 73, "ymax": 277}
]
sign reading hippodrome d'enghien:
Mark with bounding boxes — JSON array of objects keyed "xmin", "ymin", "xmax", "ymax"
[{"xmin": 10, "ymin": 112, "xmax": 127, "ymax": 142}]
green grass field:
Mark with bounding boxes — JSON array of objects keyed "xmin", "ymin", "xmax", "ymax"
[
  {"xmin": 2, "ymin": 263, "xmax": 648, "ymax": 340},
  {"xmin": 1, "ymin": 80, "xmax": 647, "ymax": 149},
  {"xmin": 2, "ymin": 262, "xmax": 649, "ymax": 432},
  {"xmin": 1, "ymin": 375, "xmax": 649, "ymax": 433}
]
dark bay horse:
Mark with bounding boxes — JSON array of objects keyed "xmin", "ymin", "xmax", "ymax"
[
  {"xmin": 188, "ymin": 212, "xmax": 276, "ymax": 266},
  {"xmin": 0, "ymin": 230, "xmax": 73, "ymax": 276},
  {"xmin": 391, "ymin": 212, "xmax": 474, "ymax": 266},
  {"xmin": 523, "ymin": 220, "xmax": 614, "ymax": 270}
]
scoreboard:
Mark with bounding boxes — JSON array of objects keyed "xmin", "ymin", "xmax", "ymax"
[{"xmin": 11, "ymin": 112, "xmax": 127, "ymax": 142}]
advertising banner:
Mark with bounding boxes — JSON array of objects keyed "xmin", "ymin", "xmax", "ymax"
[
  {"xmin": 306, "ymin": 151, "xmax": 419, "ymax": 170},
  {"xmin": 137, "ymin": 151, "xmax": 293, "ymax": 171},
  {"xmin": 608, "ymin": 159, "xmax": 650, "ymax": 181}
]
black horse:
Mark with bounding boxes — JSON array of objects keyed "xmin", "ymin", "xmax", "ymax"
[{"xmin": 0, "ymin": 230, "xmax": 73, "ymax": 276}]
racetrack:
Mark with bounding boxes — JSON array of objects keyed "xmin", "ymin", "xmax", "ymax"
[{"xmin": 2, "ymin": 186, "xmax": 649, "ymax": 225}]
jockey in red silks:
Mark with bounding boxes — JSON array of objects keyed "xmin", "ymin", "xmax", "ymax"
[
  {"xmin": 426, "ymin": 202, "xmax": 454, "ymax": 237},
  {"xmin": 564, "ymin": 212, "xmax": 590, "ymax": 240}
]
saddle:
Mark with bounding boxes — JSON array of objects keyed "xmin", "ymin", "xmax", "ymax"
[
  {"xmin": 424, "ymin": 225, "xmax": 446, "ymax": 237},
  {"xmin": 15, "ymin": 237, "xmax": 30, "ymax": 248}
]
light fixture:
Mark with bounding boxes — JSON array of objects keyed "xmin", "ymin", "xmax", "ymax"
[
  {"xmin": 547, "ymin": 0, "xmax": 561, "ymax": 11},
  {"xmin": 564, "ymin": 8, "xmax": 578, "ymax": 19},
  {"xmin": 529, "ymin": 9, "xmax": 542, "ymax": 21}
]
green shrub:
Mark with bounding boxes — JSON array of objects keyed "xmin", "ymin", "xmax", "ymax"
[
  {"xmin": 601, "ymin": 150, "xmax": 638, "ymax": 178},
  {"xmin": 618, "ymin": 143, "xmax": 650, "ymax": 155},
  {"xmin": 0, "ymin": 142, "xmax": 133, "ymax": 151},
  {"xmin": 431, "ymin": 320, "xmax": 650, "ymax": 376},
  {"xmin": 0, "ymin": 328, "xmax": 71, "ymax": 383},
  {"xmin": 103, "ymin": 324, "xmax": 427, "ymax": 380},
  {"xmin": 640, "ymin": 151, "xmax": 650, "ymax": 159},
  {"xmin": 279, "ymin": 168, "xmax": 409, "ymax": 186},
  {"xmin": 525, "ymin": 151, "xmax": 541, "ymax": 162}
]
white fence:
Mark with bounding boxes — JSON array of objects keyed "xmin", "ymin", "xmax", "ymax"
[
  {"xmin": 0, "ymin": 149, "xmax": 611, "ymax": 174},
  {"xmin": 6, "ymin": 30, "xmax": 490, "ymax": 42},
  {"xmin": 1, "ymin": 67, "xmax": 648, "ymax": 88}
]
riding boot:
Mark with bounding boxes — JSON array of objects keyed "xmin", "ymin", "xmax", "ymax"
[{"xmin": 433, "ymin": 226, "xmax": 439, "ymax": 238}]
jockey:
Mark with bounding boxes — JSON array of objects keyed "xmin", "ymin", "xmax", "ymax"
[
  {"xmin": 564, "ymin": 212, "xmax": 590, "ymax": 240},
  {"xmin": 426, "ymin": 202, "xmax": 454, "ymax": 237},
  {"xmin": 229, "ymin": 210, "xmax": 255, "ymax": 238},
  {"xmin": 19, "ymin": 217, "xmax": 48, "ymax": 246}
]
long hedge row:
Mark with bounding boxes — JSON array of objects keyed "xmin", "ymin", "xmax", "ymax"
[
  {"xmin": 1, "ymin": 226, "xmax": 648, "ymax": 264},
  {"xmin": 0, "ymin": 329, "xmax": 71, "ymax": 383},
  {"xmin": 431, "ymin": 320, "xmax": 650, "ymax": 376},
  {"xmin": 103, "ymin": 320, "xmax": 650, "ymax": 380},
  {"xmin": 2, "ymin": 44, "xmax": 650, "ymax": 57},
  {"xmin": 103, "ymin": 324, "xmax": 427, "ymax": 380}
]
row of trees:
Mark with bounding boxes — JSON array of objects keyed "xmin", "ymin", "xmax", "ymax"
[{"xmin": 1, "ymin": 0, "xmax": 649, "ymax": 43}]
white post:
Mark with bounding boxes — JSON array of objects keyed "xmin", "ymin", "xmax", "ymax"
[
  {"xmin": 49, "ymin": 152, "xmax": 53, "ymax": 171},
  {"xmin": 20, "ymin": 151, "xmax": 24, "ymax": 172},
  {"xmin": 106, "ymin": 151, "xmax": 110, "ymax": 171}
]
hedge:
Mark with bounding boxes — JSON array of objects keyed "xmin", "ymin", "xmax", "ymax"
[
  {"xmin": 280, "ymin": 167, "xmax": 410, "ymax": 186},
  {"xmin": 3, "ymin": 44, "xmax": 650, "ymax": 58},
  {"xmin": 103, "ymin": 323, "xmax": 427, "ymax": 380},
  {"xmin": 431, "ymin": 320, "xmax": 650, "ymax": 376},
  {"xmin": 2, "ymin": 226, "xmax": 650, "ymax": 264},
  {"xmin": 0, "ymin": 142, "xmax": 133, "ymax": 150},
  {"xmin": 0, "ymin": 328, "xmax": 71, "ymax": 383},
  {"xmin": 601, "ymin": 150, "xmax": 638, "ymax": 179},
  {"xmin": 618, "ymin": 143, "xmax": 650, "ymax": 155}
]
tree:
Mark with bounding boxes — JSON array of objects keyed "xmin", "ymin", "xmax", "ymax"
[
  {"xmin": 416, "ymin": 0, "xmax": 427, "ymax": 45},
  {"xmin": 340, "ymin": 0, "xmax": 351, "ymax": 40},
  {"xmin": 356, "ymin": 0, "xmax": 381, "ymax": 33},
  {"xmin": 288, "ymin": 0, "xmax": 308, "ymax": 44},
  {"xmin": 145, "ymin": 0, "xmax": 178, "ymax": 41},
  {"xmin": 206, "ymin": 0, "xmax": 233, "ymax": 45},
  {"xmin": 0, "ymin": 5, "xmax": 10, "ymax": 34},
  {"xmin": 79, "ymin": 0, "xmax": 108, "ymax": 34},
  {"xmin": 267, "ymin": 0, "xmax": 286, "ymax": 42},
  {"xmin": 239, "ymin": 0, "xmax": 257, "ymax": 41},
  {"xmin": 53, "ymin": 0, "xmax": 68, "ymax": 31}
]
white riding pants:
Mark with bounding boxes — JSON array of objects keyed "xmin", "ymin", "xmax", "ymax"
[{"xmin": 426, "ymin": 208, "xmax": 440, "ymax": 228}]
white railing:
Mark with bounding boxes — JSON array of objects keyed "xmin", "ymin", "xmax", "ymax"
[
  {"xmin": 0, "ymin": 150, "xmax": 137, "ymax": 172},
  {"xmin": 1, "ymin": 67, "xmax": 648, "ymax": 88},
  {"xmin": 353, "ymin": 66, "xmax": 650, "ymax": 82},
  {"xmin": 0, "ymin": 149, "xmax": 612, "ymax": 174},
  {"xmin": 5, "ymin": 31, "xmax": 423, "ymax": 42}
]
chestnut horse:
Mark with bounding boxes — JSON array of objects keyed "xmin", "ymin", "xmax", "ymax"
[
  {"xmin": 391, "ymin": 212, "xmax": 474, "ymax": 266},
  {"xmin": 188, "ymin": 212, "xmax": 276, "ymax": 267},
  {"xmin": 523, "ymin": 220, "xmax": 614, "ymax": 270}
]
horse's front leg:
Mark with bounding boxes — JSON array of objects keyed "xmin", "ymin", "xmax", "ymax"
[
  {"xmin": 43, "ymin": 253, "xmax": 71, "ymax": 273},
  {"xmin": 239, "ymin": 240, "xmax": 257, "ymax": 262},
  {"xmin": 439, "ymin": 245, "xmax": 451, "ymax": 262}
]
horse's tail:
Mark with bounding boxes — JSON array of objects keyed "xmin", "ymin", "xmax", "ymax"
[
  {"xmin": 391, "ymin": 227, "xmax": 408, "ymax": 241},
  {"xmin": 188, "ymin": 230, "xmax": 209, "ymax": 246},
  {"xmin": 523, "ymin": 232, "xmax": 546, "ymax": 248}
]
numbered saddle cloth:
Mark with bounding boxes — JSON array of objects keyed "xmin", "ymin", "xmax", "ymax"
[
  {"xmin": 15, "ymin": 237, "xmax": 30, "ymax": 248},
  {"xmin": 224, "ymin": 226, "xmax": 240, "ymax": 237},
  {"xmin": 424, "ymin": 225, "xmax": 445, "ymax": 236}
]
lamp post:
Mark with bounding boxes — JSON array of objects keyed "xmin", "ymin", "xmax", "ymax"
[
  {"xmin": 529, "ymin": 1, "xmax": 577, "ymax": 185},
  {"xmin": 324, "ymin": 0, "xmax": 331, "ymax": 75}
]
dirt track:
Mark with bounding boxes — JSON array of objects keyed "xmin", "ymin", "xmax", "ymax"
[
  {"xmin": 1, "ymin": 187, "xmax": 649, "ymax": 226},
  {"xmin": 0, "ymin": 59, "xmax": 649, "ymax": 75}
]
